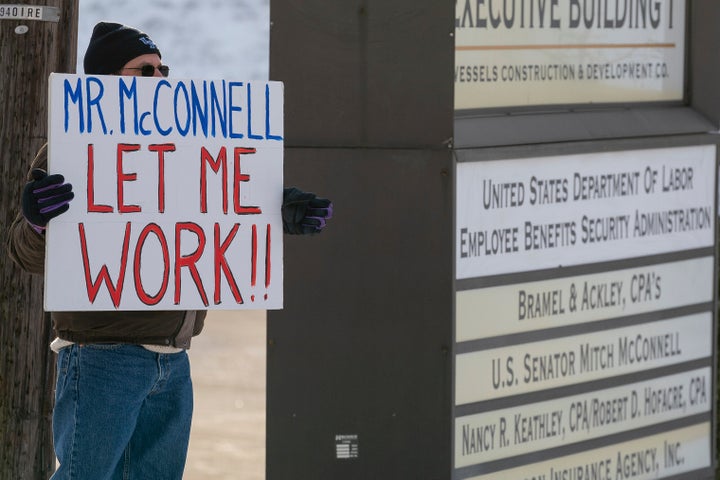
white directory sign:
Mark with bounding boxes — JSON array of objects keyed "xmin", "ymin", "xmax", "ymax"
[
  {"xmin": 455, "ymin": 368, "xmax": 711, "ymax": 466},
  {"xmin": 455, "ymin": 313, "xmax": 711, "ymax": 404},
  {"xmin": 45, "ymin": 74, "xmax": 284, "ymax": 311},
  {"xmin": 456, "ymin": 257, "xmax": 713, "ymax": 341},
  {"xmin": 461, "ymin": 423, "xmax": 711, "ymax": 479},
  {"xmin": 453, "ymin": 144, "xmax": 716, "ymax": 479},
  {"xmin": 456, "ymin": 145, "xmax": 716, "ymax": 280}
]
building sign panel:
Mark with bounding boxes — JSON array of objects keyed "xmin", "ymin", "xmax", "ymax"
[
  {"xmin": 455, "ymin": 367, "xmax": 711, "ymax": 466},
  {"xmin": 459, "ymin": 423, "xmax": 711, "ymax": 479},
  {"xmin": 456, "ymin": 256, "xmax": 713, "ymax": 341},
  {"xmin": 455, "ymin": 0, "xmax": 686, "ymax": 109},
  {"xmin": 455, "ymin": 313, "xmax": 711, "ymax": 404},
  {"xmin": 456, "ymin": 145, "xmax": 716, "ymax": 280}
]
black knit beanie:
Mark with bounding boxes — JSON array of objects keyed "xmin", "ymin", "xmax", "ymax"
[{"xmin": 83, "ymin": 22, "xmax": 161, "ymax": 75}]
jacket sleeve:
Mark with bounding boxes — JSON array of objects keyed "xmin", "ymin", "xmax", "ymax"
[{"xmin": 6, "ymin": 144, "xmax": 48, "ymax": 275}]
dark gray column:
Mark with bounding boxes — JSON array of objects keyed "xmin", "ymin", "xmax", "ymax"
[
  {"xmin": 267, "ymin": 1, "xmax": 455, "ymax": 479},
  {"xmin": 690, "ymin": 2, "xmax": 720, "ymax": 127}
]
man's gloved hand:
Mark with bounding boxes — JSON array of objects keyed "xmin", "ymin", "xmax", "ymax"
[
  {"xmin": 22, "ymin": 168, "xmax": 74, "ymax": 234},
  {"xmin": 282, "ymin": 187, "xmax": 333, "ymax": 235}
]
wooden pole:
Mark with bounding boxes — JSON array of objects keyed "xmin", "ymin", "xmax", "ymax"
[{"xmin": 0, "ymin": 1, "xmax": 78, "ymax": 477}]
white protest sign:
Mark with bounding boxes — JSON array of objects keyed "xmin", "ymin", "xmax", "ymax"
[{"xmin": 45, "ymin": 74, "xmax": 284, "ymax": 311}]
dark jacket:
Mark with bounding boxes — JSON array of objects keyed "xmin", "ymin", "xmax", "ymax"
[{"xmin": 7, "ymin": 144, "xmax": 205, "ymax": 348}]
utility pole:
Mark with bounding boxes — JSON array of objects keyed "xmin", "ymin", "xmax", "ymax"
[{"xmin": 0, "ymin": 1, "xmax": 78, "ymax": 477}]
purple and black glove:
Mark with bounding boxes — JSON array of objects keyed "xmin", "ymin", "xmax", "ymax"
[
  {"xmin": 22, "ymin": 168, "xmax": 74, "ymax": 234},
  {"xmin": 282, "ymin": 187, "xmax": 333, "ymax": 235}
]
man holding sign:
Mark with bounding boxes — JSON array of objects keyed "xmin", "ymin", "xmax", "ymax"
[{"xmin": 7, "ymin": 22, "xmax": 332, "ymax": 479}]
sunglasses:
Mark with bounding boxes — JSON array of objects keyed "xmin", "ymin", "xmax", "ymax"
[{"xmin": 124, "ymin": 64, "xmax": 170, "ymax": 77}]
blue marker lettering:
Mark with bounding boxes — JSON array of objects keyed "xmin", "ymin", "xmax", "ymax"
[
  {"xmin": 265, "ymin": 84, "xmax": 283, "ymax": 141},
  {"xmin": 210, "ymin": 80, "xmax": 227, "ymax": 138},
  {"xmin": 191, "ymin": 81, "xmax": 209, "ymax": 137},
  {"xmin": 85, "ymin": 77, "xmax": 107, "ymax": 134},
  {"xmin": 63, "ymin": 78, "xmax": 84, "ymax": 133},
  {"xmin": 174, "ymin": 81, "xmax": 191, "ymax": 137},
  {"xmin": 139, "ymin": 111, "xmax": 153, "ymax": 135},
  {"xmin": 118, "ymin": 77, "xmax": 139, "ymax": 135},
  {"xmin": 153, "ymin": 80, "xmax": 172, "ymax": 136},
  {"xmin": 247, "ymin": 83, "xmax": 263, "ymax": 140},
  {"xmin": 228, "ymin": 82, "xmax": 244, "ymax": 139}
]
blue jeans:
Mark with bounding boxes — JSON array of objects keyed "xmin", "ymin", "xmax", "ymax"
[{"xmin": 51, "ymin": 344, "xmax": 193, "ymax": 480}]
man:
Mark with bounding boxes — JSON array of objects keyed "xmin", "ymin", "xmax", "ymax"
[{"xmin": 7, "ymin": 22, "xmax": 332, "ymax": 479}]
